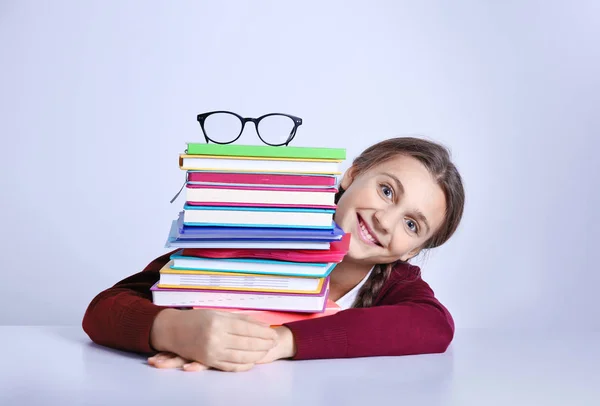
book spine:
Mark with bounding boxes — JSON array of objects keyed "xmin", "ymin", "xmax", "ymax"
[
  {"xmin": 185, "ymin": 202, "xmax": 337, "ymax": 210},
  {"xmin": 187, "ymin": 171, "xmax": 337, "ymax": 186},
  {"xmin": 186, "ymin": 143, "xmax": 346, "ymax": 160},
  {"xmin": 186, "ymin": 184, "xmax": 337, "ymax": 193}
]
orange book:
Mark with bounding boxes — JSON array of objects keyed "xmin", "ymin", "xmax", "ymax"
[{"xmin": 194, "ymin": 299, "xmax": 341, "ymax": 326}]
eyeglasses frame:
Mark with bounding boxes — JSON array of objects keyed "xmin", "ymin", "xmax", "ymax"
[{"xmin": 196, "ymin": 110, "xmax": 303, "ymax": 146}]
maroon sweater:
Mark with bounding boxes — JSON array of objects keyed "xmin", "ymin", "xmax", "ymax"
[{"xmin": 82, "ymin": 251, "xmax": 455, "ymax": 360}]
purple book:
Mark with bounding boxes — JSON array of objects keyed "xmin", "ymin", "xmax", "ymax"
[{"xmin": 150, "ymin": 277, "xmax": 330, "ymax": 313}]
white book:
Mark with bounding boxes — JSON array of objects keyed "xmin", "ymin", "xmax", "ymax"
[
  {"xmin": 151, "ymin": 282, "xmax": 329, "ymax": 312},
  {"xmin": 183, "ymin": 207, "xmax": 334, "ymax": 228},
  {"xmin": 179, "ymin": 155, "xmax": 341, "ymax": 175},
  {"xmin": 187, "ymin": 181, "xmax": 336, "ymax": 189}
]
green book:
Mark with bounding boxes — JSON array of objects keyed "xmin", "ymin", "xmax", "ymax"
[{"xmin": 185, "ymin": 143, "xmax": 346, "ymax": 160}]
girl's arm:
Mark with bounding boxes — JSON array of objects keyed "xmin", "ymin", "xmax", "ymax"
[
  {"xmin": 283, "ymin": 274, "xmax": 455, "ymax": 360},
  {"xmin": 83, "ymin": 255, "xmax": 453, "ymax": 361},
  {"xmin": 82, "ymin": 251, "xmax": 174, "ymax": 353},
  {"xmin": 82, "ymin": 251, "xmax": 279, "ymax": 372}
]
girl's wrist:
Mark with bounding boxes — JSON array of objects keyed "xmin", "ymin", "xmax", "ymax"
[
  {"xmin": 276, "ymin": 326, "xmax": 297, "ymax": 359},
  {"xmin": 150, "ymin": 308, "xmax": 180, "ymax": 353}
]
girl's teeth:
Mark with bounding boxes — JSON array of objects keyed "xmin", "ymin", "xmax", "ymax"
[{"xmin": 360, "ymin": 220, "xmax": 377, "ymax": 244}]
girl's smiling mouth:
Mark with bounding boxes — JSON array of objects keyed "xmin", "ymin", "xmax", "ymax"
[{"xmin": 357, "ymin": 214, "xmax": 382, "ymax": 247}]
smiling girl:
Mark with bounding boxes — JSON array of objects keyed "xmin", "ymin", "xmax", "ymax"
[{"xmin": 83, "ymin": 137, "xmax": 465, "ymax": 372}]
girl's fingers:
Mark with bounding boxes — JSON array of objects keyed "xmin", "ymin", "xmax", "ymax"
[
  {"xmin": 212, "ymin": 360, "xmax": 256, "ymax": 373},
  {"xmin": 148, "ymin": 352, "xmax": 208, "ymax": 372},
  {"xmin": 221, "ymin": 348, "xmax": 269, "ymax": 364},
  {"xmin": 255, "ymin": 347, "xmax": 277, "ymax": 364},
  {"xmin": 182, "ymin": 362, "xmax": 209, "ymax": 372},
  {"xmin": 148, "ymin": 351, "xmax": 173, "ymax": 361},
  {"xmin": 147, "ymin": 352, "xmax": 177, "ymax": 366},
  {"xmin": 150, "ymin": 354, "xmax": 188, "ymax": 369},
  {"xmin": 225, "ymin": 334, "xmax": 278, "ymax": 352},
  {"xmin": 228, "ymin": 319, "xmax": 278, "ymax": 340}
]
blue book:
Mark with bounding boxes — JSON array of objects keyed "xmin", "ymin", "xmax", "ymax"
[{"xmin": 165, "ymin": 220, "xmax": 338, "ymax": 250}]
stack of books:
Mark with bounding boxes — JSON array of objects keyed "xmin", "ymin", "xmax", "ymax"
[{"xmin": 150, "ymin": 143, "xmax": 350, "ymax": 324}]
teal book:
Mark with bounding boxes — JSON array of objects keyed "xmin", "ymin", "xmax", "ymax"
[{"xmin": 185, "ymin": 143, "xmax": 346, "ymax": 160}]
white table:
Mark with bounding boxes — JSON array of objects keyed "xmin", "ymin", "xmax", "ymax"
[{"xmin": 1, "ymin": 326, "xmax": 598, "ymax": 406}]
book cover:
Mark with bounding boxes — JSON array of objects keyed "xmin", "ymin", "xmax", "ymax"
[
  {"xmin": 186, "ymin": 184, "xmax": 338, "ymax": 193},
  {"xmin": 150, "ymin": 279, "xmax": 330, "ymax": 312},
  {"xmin": 158, "ymin": 261, "xmax": 327, "ymax": 294},
  {"xmin": 169, "ymin": 255, "xmax": 337, "ymax": 277},
  {"xmin": 182, "ymin": 204, "xmax": 336, "ymax": 228},
  {"xmin": 185, "ymin": 184, "xmax": 337, "ymax": 208},
  {"xmin": 165, "ymin": 220, "xmax": 334, "ymax": 250},
  {"xmin": 185, "ymin": 143, "xmax": 346, "ymax": 160},
  {"xmin": 185, "ymin": 202, "xmax": 337, "ymax": 210},
  {"xmin": 187, "ymin": 171, "xmax": 337, "ymax": 186},
  {"xmin": 176, "ymin": 211, "xmax": 345, "ymax": 240},
  {"xmin": 179, "ymin": 155, "xmax": 341, "ymax": 175},
  {"xmin": 179, "ymin": 232, "xmax": 350, "ymax": 263}
]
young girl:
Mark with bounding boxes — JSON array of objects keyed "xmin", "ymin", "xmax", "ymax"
[{"xmin": 83, "ymin": 137, "xmax": 465, "ymax": 372}]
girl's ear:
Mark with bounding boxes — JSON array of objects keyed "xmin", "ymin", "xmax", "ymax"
[{"xmin": 340, "ymin": 166, "xmax": 356, "ymax": 190}]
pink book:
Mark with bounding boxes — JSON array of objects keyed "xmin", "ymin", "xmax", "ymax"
[
  {"xmin": 187, "ymin": 171, "xmax": 337, "ymax": 186},
  {"xmin": 186, "ymin": 202, "xmax": 337, "ymax": 209},
  {"xmin": 194, "ymin": 299, "xmax": 341, "ymax": 326},
  {"xmin": 186, "ymin": 184, "xmax": 338, "ymax": 193}
]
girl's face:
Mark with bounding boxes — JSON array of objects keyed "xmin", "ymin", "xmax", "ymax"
[{"xmin": 334, "ymin": 154, "xmax": 447, "ymax": 265}]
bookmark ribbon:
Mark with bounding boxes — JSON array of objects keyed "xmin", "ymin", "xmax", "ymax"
[{"xmin": 169, "ymin": 173, "xmax": 189, "ymax": 203}]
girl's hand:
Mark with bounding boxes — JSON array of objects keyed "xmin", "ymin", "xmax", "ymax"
[
  {"xmin": 148, "ymin": 326, "xmax": 296, "ymax": 371},
  {"xmin": 147, "ymin": 352, "xmax": 207, "ymax": 372},
  {"xmin": 256, "ymin": 326, "xmax": 297, "ymax": 364},
  {"xmin": 151, "ymin": 308, "xmax": 278, "ymax": 372}
]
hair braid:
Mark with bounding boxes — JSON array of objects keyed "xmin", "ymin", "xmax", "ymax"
[{"xmin": 352, "ymin": 263, "xmax": 393, "ymax": 308}]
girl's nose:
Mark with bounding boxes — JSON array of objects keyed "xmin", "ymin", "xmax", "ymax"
[{"xmin": 374, "ymin": 208, "xmax": 402, "ymax": 235}]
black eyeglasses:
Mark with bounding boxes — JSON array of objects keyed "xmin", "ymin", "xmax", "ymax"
[{"xmin": 197, "ymin": 111, "xmax": 302, "ymax": 146}]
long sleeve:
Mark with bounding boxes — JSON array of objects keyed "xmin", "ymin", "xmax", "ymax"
[
  {"xmin": 81, "ymin": 251, "xmax": 175, "ymax": 354},
  {"xmin": 283, "ymin": 270, "xmax": 455, "ymax": 360}
]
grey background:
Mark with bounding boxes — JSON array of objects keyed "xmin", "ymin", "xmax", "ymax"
[{"xmin": 1, "ymin": 0, "xmax": 598, "ymax": 330}]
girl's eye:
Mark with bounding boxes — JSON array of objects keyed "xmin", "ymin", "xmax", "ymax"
[
  {"xmin": 406, "ymin": 219, "xmax": 418, "ymax": 234},
  {"xmin": 380, "ymin": 184, "xmax": 393, "ymax": 199}
]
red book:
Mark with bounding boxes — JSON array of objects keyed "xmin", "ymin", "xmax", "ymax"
[
  {"xmin": 187, "ymin": 171, "xmax": 337, "ymax": 187},
  {"xmin": 180, "ymin": 233, "xmax": 351, "ymax": 263}
]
